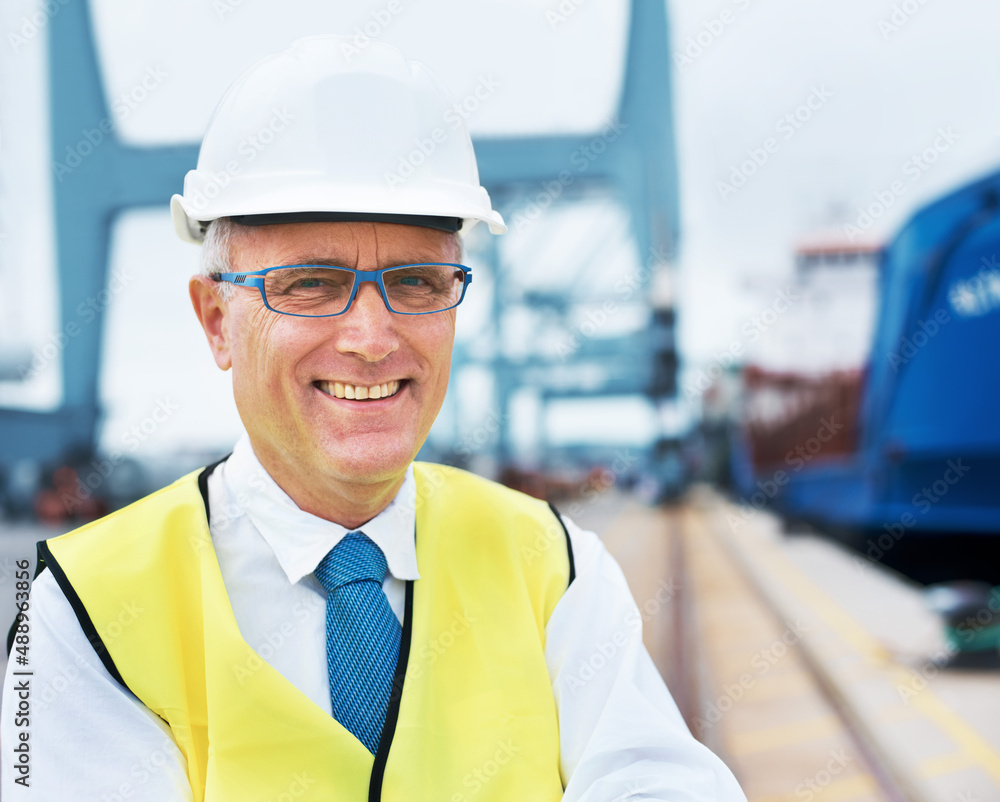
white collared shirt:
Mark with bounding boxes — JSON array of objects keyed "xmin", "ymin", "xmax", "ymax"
[{"xmin": 1, "ymin": 434, "xmax": 746, "ymax": 801}]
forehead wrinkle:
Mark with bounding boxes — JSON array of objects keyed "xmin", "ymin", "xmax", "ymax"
[
  {"xmin": 370, "ymin": 221, "xmax": 380, "ymax": 269},
  {"xmin": 247, "ymin": 222, "xmax": 461, "ymax": 270},
  {"xmin": 283, "ymin": 227, "xmax": 356, "ymax": 268},
  {"xmin": 282, "ymin": 246, "xmax": 451, "ymax": 270}
]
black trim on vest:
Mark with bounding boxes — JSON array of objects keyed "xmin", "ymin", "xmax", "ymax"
[
  {"xmin": 37, "ymin": 539, "xmax": 129, "ymax": 690},
  {"xmin": 4, "ymin": 611, "xmax": 15, "ymax": 658},
  {"xmin": 368, "ymin": 578, "xmax": 414, "ymax": 801},
  {"xmin": 548, "ymin": 502, "xmax": 576, "ymax": 586},
  {"xmin": 197, "ymin": 454, "xmax": 231, "ymax": 522},
  {"xmin": 11, "ymin": 457, "xmax": 232, "ymax": 681}
]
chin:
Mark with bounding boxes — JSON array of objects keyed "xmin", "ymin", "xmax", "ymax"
[{"xmin": 320, "ymin": 438, "xmax": 418, "ymax": 485}]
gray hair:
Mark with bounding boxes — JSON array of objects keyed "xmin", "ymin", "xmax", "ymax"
[{"xmin": 199, "ymin": 217, "xmax": 246, "ymax": 301}]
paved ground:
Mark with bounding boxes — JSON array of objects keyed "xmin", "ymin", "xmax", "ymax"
[
  {"xmin": 570, "ymin": 484, "xmax": 1000, "ymax": 802},
  {"xmin": 695, "ymin": 488, "xmax": 1000, "ymax": 802},
  {"xmin": 583, "ymin": 492, "xmax": 890, "ymax": 802}
]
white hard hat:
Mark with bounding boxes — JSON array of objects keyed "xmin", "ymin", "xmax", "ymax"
[{"xmin": 170, "ymin": 35, "xmax": 506, "ymax": 243}]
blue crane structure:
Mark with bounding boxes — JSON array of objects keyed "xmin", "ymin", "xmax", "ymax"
[{"xmin": 0, "ymin": 0, "xmax": 680, "ymax": 485}]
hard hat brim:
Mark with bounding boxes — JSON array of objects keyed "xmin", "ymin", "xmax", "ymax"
[
  {"xmin": 230, "ymin": 211, "xmax": 462, "ymax": 233},
  {"xmin": 171, "ymin": 193, "xmax": 507, "ymax": 244}
]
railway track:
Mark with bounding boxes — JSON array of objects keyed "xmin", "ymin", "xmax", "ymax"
[{"xmin": 594, "ymin": 488, "xmax": 1000, "ymax": 802}]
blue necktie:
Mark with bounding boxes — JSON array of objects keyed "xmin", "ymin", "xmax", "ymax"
[{"xmin": 314, "ymin": 531, "xmax": 402, "ymax": 754}]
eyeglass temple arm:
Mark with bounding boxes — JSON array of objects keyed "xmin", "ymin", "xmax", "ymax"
[{"xmin": 215, "ymin": 273, "xmax": 265, "ymax": 289}]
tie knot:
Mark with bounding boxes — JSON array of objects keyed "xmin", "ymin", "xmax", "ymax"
[{"xmin": 314, "ymin": 531, "xmax": 388, "ymax": 593}]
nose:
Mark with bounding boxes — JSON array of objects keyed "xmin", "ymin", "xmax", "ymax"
[{"xmin": 333, "ymin": 279, "xmax": 399, "ymax": 362}]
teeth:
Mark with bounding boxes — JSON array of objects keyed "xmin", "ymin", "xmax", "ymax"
[{"xmin": 321, "ymin": 380, "xmax": 401, "ymax": 400}]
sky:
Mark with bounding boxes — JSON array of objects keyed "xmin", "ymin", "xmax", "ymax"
[
  {"xmin": 670, "ymin": 0, "xmax": 1000, "ymax": 375},
  {"xmin": 1, "ymin": 0, "xmax": 998, "ymax": 462}
]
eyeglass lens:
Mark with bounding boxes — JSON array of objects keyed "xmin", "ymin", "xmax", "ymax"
[{"xmin": 261, "ymin": 265, "xmax": 465, "ymax": 315}]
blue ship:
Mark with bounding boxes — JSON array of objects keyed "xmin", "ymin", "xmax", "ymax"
[{"xmin": 732, "ymin": 170, "xmax": 1000, "ymax": 583}]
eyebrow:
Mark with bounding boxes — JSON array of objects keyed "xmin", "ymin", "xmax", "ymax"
[
  {"xmin": 278, "ymin": 252, "xmax": 455, "ymax": 268},
  {"xmin": 279, "ymin": 257, "xmax": 349, "ymax": 268}
]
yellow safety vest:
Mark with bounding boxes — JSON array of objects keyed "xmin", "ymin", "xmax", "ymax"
[{"xmin": 41, "ymin": 461, "xmax": 573, "ymax": 801}]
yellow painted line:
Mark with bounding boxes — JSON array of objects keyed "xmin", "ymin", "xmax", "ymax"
[
  {"xmin": 899, "ymin": 684, "xmax": 1000, "ymax": 783},
  {"xmin": 708, "ymin": 501, "xmax": 1000, "ymax": 786},
  {"xmin": 823, "ymin": 773, "xmax": 882, "ymax": 802},
  {"xmin": 728, "ymin": 714, "xmax": 841, "ymax": 755},
  {"xmin": 749, "ymin": 774, "xmax": 879, "ymax": 802},
  {"xmin": 728, "ymin": 523, "xmax": 889, "ymax": 664},
  {"xmin": 917, "ymin": 750, "xmax": 975, "ymax": 779}
]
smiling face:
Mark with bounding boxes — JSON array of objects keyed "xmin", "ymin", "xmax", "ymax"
[{"xmin": 190, "ymin": 220, "xmax": 461, "ymax": 522}]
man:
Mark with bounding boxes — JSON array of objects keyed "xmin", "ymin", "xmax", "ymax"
[{"xmin": 2, "ymin": 36, "xmax": 746, "ymax": 800}]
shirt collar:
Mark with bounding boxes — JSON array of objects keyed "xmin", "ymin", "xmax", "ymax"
[{"xmin": 219, "ymin": 433, "xmax": 420, "ymax": 585}]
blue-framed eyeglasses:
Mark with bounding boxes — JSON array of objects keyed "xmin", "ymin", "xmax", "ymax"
[{"xmin": 214, "ymin": 263, "xmax": 472, "ymax": 317}]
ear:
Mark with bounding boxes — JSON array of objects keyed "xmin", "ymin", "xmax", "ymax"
[{"xmin": 189, "ymin": 275, "xmax": 233, "ymax": 370}]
